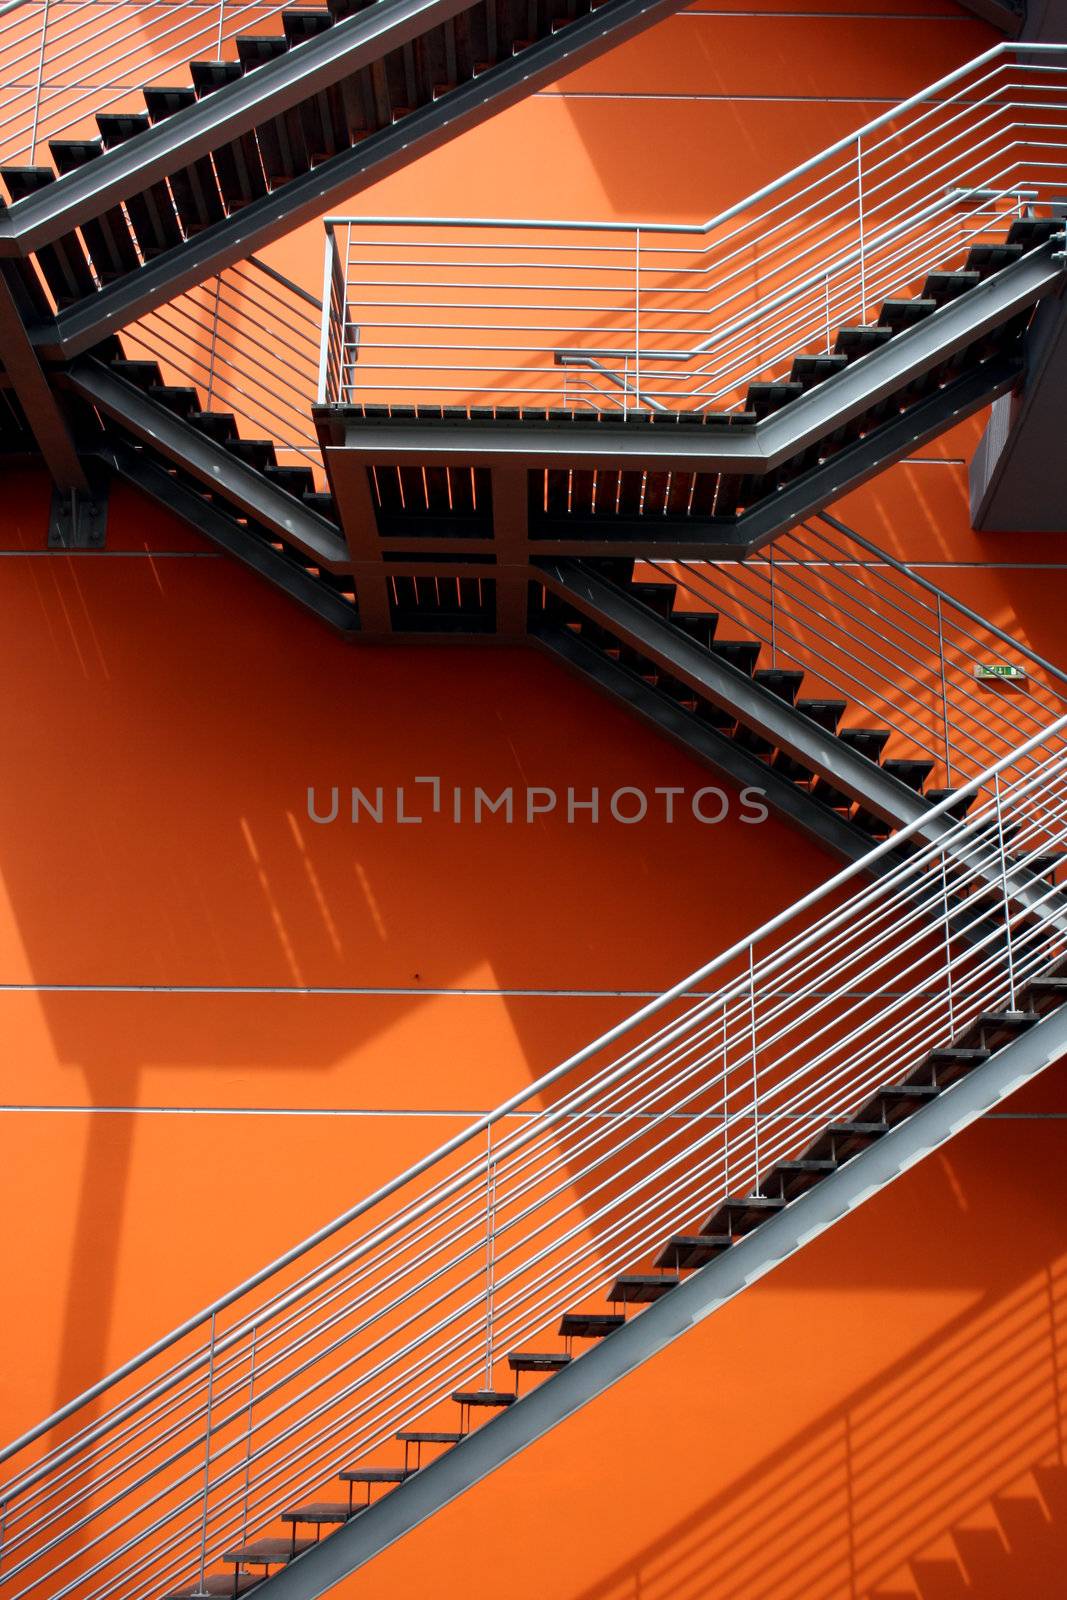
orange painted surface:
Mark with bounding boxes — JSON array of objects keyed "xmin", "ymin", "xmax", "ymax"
[{"xmin": 4, "ymin": 4, "xmax": 1067, "ymax": 1598}]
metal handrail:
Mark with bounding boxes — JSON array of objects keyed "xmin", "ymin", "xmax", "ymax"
[
  {"xmin": 118, "ymin": 255, "xmax": 326, "ymax": 485},
  {"xmin": 637, "ymin": 512, "xmax": 1066, "ymax": 798},
  {"xmin": 0, "ymin": 0, "xmax": 292, "ymax": 171},
  {"xmin": 317, "ymin": 43, "xmax": 1067, "ymax": 412},
  {"xmin": 2, "ymin": 715, "xmax": 1067, "ymax": 1600}
]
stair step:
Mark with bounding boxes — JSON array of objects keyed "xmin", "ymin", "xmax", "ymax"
[
  {"xmin": 906, "ymin": 1047, "xmax": 990, "ymax": 1088},
  {"xmin": 450, "ymin": 1388, "xmax": 515, "ymax": 1408},
  {"xmin": 303, "ymin": 489, "xmax": 338, "ymax": 520},
  {"xmin": 763, "ymin": 1159, "xmax": 837, "ymax": 1200},
  {"xmin": 164, "ymin": 1579, "xmax": 263, "ymax": 1599},
  {"xmin": 923, "ymin": 269, "xmax": 980, "ymax": 305},
  {"xmin": 236, "ymin": 33, "xmax": 290, "ymax": 67},
  {"xmin": 811, "ymin": 777, "xmax": 854, "ymax": 811},
  {"xmin": 959, "ymin": 1009, "xmax": 1040, "ymax": 1048},
  {"xmin": 628, "ymin": 580, "xmax": 675, "ymax": 619},
  {"xmin": 965, "ymin": 241, "xmax": 1023, "ymax": 277},
  {"xmin": 790, "ymin": 353, "xmax": 849, "ymax": 389},
  {"xmin": 266, "ymin": 464, "xmax": 317, "ymax": 497},
  {"xmin": 838, "ymin": 726, "xmax": 891, "ymax": 762},
  {"xmin": 143, "ymin": 85, "xmax": 196, "ymax": 119},
  {"xmin": 1022, "ymin": 854, "xmax": 1063, "ymax": 879},
  {"xmin": 712, "ymin": 639, "xmax": 761, "ymax": 675},
  {"xmin": 110, "ymin": 360, "xmax": 164, "ymax": 391},
  {"xmin": 559, "ymin": 1312, "xmax": 624, "ymax": 1339},
  {"xmin": 395, "ymin": 1429, "xmax": 465, "ymax": 1443},
  {"xmin": 806, "ymin": 1120, "xmax": 887, "ymax": 1163},
  {"xmin": 852, "ymin": 806, "xmax": 892, "ymax": 838},
  {"xmin": 228, "ymin": 438, "xmax": 279, "ymax": 471},
  {"xmin": 855, "ymin": 1081, "xmax": 940, "ymax": 1125},
  {"xmin": 507, "ymin": 1351, "xmax": 572, "ymax": 1372},
  {"xmin": 284, "ymin": 8, "xmax": 335, "ymax": 44},
  {"xmin": 609, "ymin": 1274, "xmax": 679, "ymax": 1303},
  {"xmin": 924, "ymin": 786, "xmax": 976, "ymax": 818},
  {"xmin": 280, "ymin": 1502, "xmax": 351, "ymax": 1525},
  {"xmin": 834, "ymin": 325, "xmax": 893, "ymax": 360},
  {"xmin": 652, "ymin": 1233, "xmax": 732, "ymax": 1270},
  {"xmin": 796, "ymin": 698, "xmax": 846, "ymax": 733},
  {"xmin": 1021, "ymin": 976, "xmax": 1067, "ymax": 1010},
  {"xmin": 878, "ymin": 297, "xmax": 937, "ymax": 332},
  {"xmin": 673, "ymin": 611, "xmax": 718, "ymax": 648},
  {"xmin": 732, "ymin": 724, "xmax": 774, "ymax": 758},
  {"xmin": 1007, "ymin": 215, "xmax": 1063, "ymax": 249},
  {"xmin": 754, "ymin": 667, "xmax": 804, "ymax": 704},
  {"xmin": 745, "ymin": 380, "xmax": 804, "ymax": 419},
  {"xmin": 338, "ymin": 1466, "xmax": 411, "ymax": 1483},
  {"xmin": 188, "ymin": 410, "xmax": 238, "ymax": 443},
  {"xmin": 222, "ymin": 1537, "xmax": 313, "ymax": 1565},
  {"xmin": 771, "ymin": 747, "xmax": 814, "ymax": 782},
  {"xmin": 704, "ymin": 1194, "xmax": 786, "ymax": 1236},
  {"xmin": 151, "ymin": 385, "xmax": 200, "ymax": 418},
  {"xmin": 882, "ymin": 757, "xmax": 934, "ymax": 791}
]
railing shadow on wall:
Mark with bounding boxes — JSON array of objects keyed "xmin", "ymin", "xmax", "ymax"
[
  {"xmin": 2, "ymin": 720, "xmax": 1067, "ymax": 1600},
  {"xmin": 569, "ymin": 1252, "xmax": 1067, "ymax": 1600}
]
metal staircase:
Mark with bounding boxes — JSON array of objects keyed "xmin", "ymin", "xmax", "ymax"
[
  {"xmin": 2, "ymin": 719, "xmax": 1067, "ymax": 1600},
  {"xmin": 0, "ymin": 42, "xmax": 1065, "ymax": 617},
  {"xmin": 0, "ymin": 0, "xmax": 694, "ymax": 492}
]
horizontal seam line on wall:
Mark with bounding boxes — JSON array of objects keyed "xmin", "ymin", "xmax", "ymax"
[
  {"xmin": 0, "ymin": 984, "xmax": 980, "ymax": 997},
  {"xmin": 0, "ymin": 1105, "xmax": 1060, "ymax": 1119},
  {"xmin": 536, "ymin": 92, "xmax": 970, "ymax": 104}
]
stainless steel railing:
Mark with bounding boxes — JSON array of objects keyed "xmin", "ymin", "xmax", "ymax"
[
  {"xmin": 0, "ymin": 0, "xmax": 291, "ymax": 172},
  {"xmin": 316, "ymin": 42, "xmax": 1067, "ymax": 412},
  {"xmin": 118, "ymin": 254, "xmax": 327, "ymax": 485},
  {"xmin": 634, "ymin": 509, "xmax": 1067, "ymax": 801},
  {"xmin": 2, "ymin": 716, "xmax": 1066, "ymax": 1600}
]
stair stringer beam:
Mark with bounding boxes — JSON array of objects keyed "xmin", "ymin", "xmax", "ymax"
[
  {"xmin": 102, "ymin": 441, "xmax": 359, "ymax": 632},
  {"xmin": 536, "ymin": 559, "xmax": 1067, "ymax": 941},
  {"xmin": 314, "ymin": 244, "xmax": 1063, "ymax": 485},
  {"xmin": 66, "ymin": 358, "xmax": 349, "ymax": 568},
  {"xmin": 255, "ymin": 1001, "xmax": 1067, "ymax": 1600},
  {"xmin": 537, "ymin": 557, "xmax": 940, "ymax": 831},
  {"xmin": 533, "ymin": 618, "xmax": 889, "ymax": 867}
]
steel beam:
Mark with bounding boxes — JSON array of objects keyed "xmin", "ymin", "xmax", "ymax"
[
  {"xmin": 537, "ymin": 557, "xmax": 936, "ymax": 830},
  {"xmin": 25, "ymin": 0, "xmax": 693, "ymax": 358},
  {"xmin": 255, "ymin": 999, "xmax": 1067, "ymax": 1600},
  {"xmin": 971, "ymin": 288, "xmax": 1067, "ymax": 530},
  {"xmin": 535, "ymin": 620, "xmax": 887, "ymax": 865},
  {"xmin": 0, "ymin": 266, "xmax": 87, "ymax": 490},
  {"xmin": 313, "ymin": 244, "xmax": 1060, "ymax": 479},
  {"xmin": 66, "ymin": 359, "xmax": 349, "ymax": 568},
  {"xmin": 104, "ymin": 442, "xmax": 359, "ymax": 633}
]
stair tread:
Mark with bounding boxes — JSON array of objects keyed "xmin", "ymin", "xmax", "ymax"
[
  {"xmin": 507, "ymin": 1350, "xmax": 572, "ymax": 1370},
  {"xmin": 451, "ymin": 1388, "xmax": 516, "ymax": 1406},
  {"xmin": 609, "ymin": 1273, "xmax": 680, "ymax": 1302},
  {"xmin": 338, "ymin": 1465, "xmax": 412, "ymax": 1482},
  {"xmin": 652, "ymin": 1233, "xmax": 733, "ymax": 1269},
  {"xmin": 280, "ymin": 1502, "xmax": 351, "ymax": 1522},
  {"xmin": 559, "ymin": 1312, "xmax": 625, "ymax": 1336},
  {"xmin": 395, "ymin": 1429, "xmax": 465, "ymax": 1442},
  {"xmin": 222, "ymin": 1536, "xmax": 314, "ymax": 1563}
]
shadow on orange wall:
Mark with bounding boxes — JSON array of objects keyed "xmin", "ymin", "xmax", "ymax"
[
  {"xmin": 324, "ymin": 1116, "xmax": 1067, "ymax": 1600},
  {"xmin": 0, "ymin": 467, "xmax": 846, "ymax": 1430}
]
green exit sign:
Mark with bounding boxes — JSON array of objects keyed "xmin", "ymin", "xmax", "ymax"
[{"xmin": 974, "ymin": 663, "xmax": 1027, "ymax": 682}]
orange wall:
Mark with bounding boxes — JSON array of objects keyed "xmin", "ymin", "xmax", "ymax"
[{"xmin": 6, "ymin": 2, "xmax": 1067, "ymax": 1597}]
